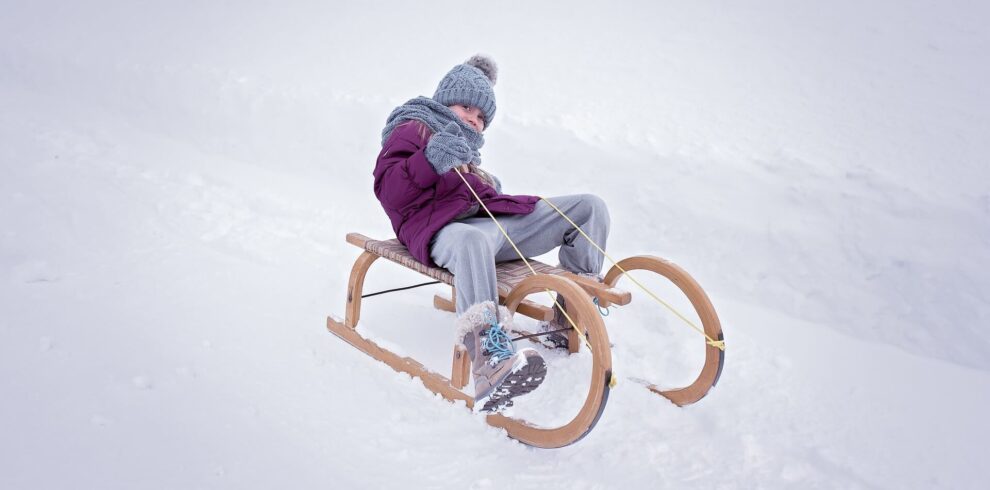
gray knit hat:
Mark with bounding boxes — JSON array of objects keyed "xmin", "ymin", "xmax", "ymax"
[{"xmin": 432, "ymin": 54, "xmax": 498, "ymax": 127}]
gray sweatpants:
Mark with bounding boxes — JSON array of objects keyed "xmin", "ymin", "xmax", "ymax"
[{"xmin": 429, "ymin": 194, "xmax": 610, "ymax": 314}]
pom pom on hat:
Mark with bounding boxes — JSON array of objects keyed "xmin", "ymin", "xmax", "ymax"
[{"xmin": 465, "ymin": 54, "xmax": 498, "ymax": 85}]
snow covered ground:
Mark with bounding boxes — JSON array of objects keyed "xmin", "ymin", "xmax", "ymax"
[{"xmin": 2, "ymin": 1, "xmax": 988, "ymax": 488}]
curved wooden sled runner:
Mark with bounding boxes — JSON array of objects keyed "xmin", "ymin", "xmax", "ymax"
[
  {"xmin": 327, "ymin": 233, "xmax": 613, "ymax": 448},
  {"xmin": 327, "ymin": 232, "xmax": 724, "ymax": 447},
  {"xmin": 601, "ymin": 256, "xmax": 725, "ymax": 406}
]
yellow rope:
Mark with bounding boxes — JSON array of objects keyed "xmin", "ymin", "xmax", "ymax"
[
  {"xmin": 538, "ymin": 197, "xmax": 725, "ymax": 351},
  {"xmin": 453, "ymin": 168, "xmax": 593, "ymax": 353}
]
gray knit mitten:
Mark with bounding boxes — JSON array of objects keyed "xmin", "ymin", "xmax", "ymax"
[{"xmin": 425, "ymin": 122, "xmax": 474, "ymax": 174}]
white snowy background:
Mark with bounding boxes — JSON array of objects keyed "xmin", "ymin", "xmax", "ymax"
[{"xmin": 2, "ymin": 0, "xmax": 989, "ymax": 488}]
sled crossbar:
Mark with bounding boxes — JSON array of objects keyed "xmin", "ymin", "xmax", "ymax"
[{"xmin": 361, "ymin": 280, "xmax": 442, "ymax": 299}]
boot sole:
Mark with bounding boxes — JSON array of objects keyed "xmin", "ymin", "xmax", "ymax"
[{"xmin": 476, "ymin": 350, "xmax": 548, "ymax": 413}]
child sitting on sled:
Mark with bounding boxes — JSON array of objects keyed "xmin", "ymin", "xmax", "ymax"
[{"xmin": 374, "ymin": 54, "xmax": 610, "ymax": 412}]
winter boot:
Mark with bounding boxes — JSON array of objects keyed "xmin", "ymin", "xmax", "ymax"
[
  {"xmin": 536, "ymin": 272, "xmax": 606, "ymax": 351},
  {"xmin": 456, "ymin": 301, "xmax": 547, "ymax": 413},
  {"xmin": 536, "ymin": 295, "xmax": 572, "ymax": 351}
]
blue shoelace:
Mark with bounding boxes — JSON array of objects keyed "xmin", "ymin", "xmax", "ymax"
[
  {"xmin": 593, "ymin": 297, "xmax": 610, "ymax": 316},
  {"xmin": 481, "ymin": 310, "xmax": 515, "ymax": 365}
]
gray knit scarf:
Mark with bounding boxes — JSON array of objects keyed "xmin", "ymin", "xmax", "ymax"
[
  {"xmin": 381, "ymin": 96, "xmax": 485, "ymax": 152},
  {"xmin": 380, "ymin": 96, "xmax": 503, "ymax": 193}
]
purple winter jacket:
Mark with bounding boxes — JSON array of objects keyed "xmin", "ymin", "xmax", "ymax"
[{"xmin": 374, "ymin": 120, "xmax": 540, "ymax": 266}]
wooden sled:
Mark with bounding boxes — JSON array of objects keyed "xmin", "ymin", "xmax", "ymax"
[{"xmin": 327, "ymin": 232, "xmax": 724, "ymax": 448}]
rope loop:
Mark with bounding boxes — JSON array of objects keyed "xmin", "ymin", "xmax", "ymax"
[{"xmin": 592, "ymin": 297, "xmax": 610, "ymax": 317}]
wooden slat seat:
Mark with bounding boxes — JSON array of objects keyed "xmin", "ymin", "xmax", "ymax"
[
  {"xmin": 359, "ymin": 236, "xmax": 572, "ymax": 296},
  {"xmin": 346, "ymin": 232, "xmax": 632, "ymax": 310},
  {"xmin": 362, "ymin": 237, "xmax": 456, "ymax": 285}
]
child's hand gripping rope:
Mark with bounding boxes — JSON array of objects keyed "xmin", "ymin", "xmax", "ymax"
[{"xmin": 425, "ymin": 122, "xmax": 476, "ymax": 174}]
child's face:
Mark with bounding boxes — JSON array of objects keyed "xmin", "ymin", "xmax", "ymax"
[{"xmin": 448, "ymin": 104, "xmax": 486, "ymax": 132}]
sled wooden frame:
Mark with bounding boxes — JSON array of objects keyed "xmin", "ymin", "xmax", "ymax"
[{"xmin": 326, "ymin": 232, "xmax": 724, "ymax": 448}]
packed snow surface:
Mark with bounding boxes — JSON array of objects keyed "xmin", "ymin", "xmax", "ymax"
[{"xmin": 2, "ymin": 1, "xmax": 988, "ymax": 488}]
